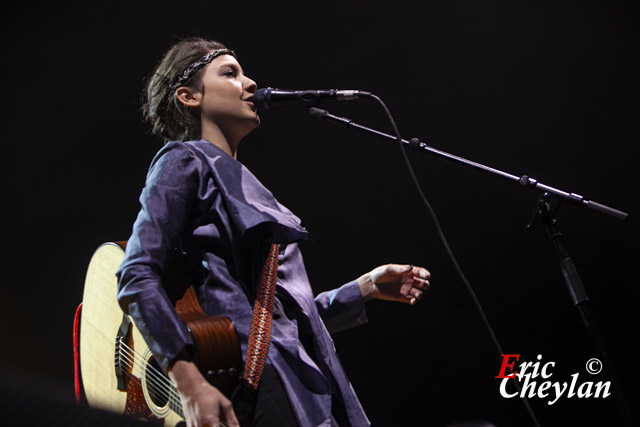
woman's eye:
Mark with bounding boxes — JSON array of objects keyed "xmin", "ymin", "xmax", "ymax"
[{"xmin": 223, "ymin": 70, "xmax": 235, "ymax": 77}]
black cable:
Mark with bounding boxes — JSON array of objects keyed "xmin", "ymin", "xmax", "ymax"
[{"xmin": 367, "ymin": 93, "xmax": 542, "ymax": 427}]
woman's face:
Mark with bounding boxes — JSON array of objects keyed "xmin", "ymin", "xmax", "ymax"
[{"xmin": 196, "ymin": 54, "xmax": 260, "ymax": 138}]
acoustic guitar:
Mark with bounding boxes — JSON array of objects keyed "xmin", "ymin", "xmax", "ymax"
[{"xmin": 79, "ymin": 242, "xmax": 242, "ymax": 426}]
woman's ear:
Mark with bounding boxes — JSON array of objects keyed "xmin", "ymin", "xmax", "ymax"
[{"xmin": 175, "ymin": 87, "xmax": 202, "ymax": 109}]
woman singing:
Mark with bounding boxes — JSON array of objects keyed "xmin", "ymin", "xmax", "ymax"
[{"xmin": 117, "ymin": 37, "xmax": 431, "ymax": 427}]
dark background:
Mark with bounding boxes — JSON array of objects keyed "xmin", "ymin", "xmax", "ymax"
[{"xmin": 1, "ymin": 1, "xmax": 638, "ymax": 426}]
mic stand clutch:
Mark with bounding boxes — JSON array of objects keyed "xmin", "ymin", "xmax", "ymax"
[
  {"xmin": 308, "ymin": 106, "xmax": 636, "ymax": 425},
  {"xmin": 529, "ymin": 195, "xmax": 635, "ymax": 426}
]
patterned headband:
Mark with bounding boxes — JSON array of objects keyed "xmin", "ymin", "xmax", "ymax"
[{"xmin": 169, "ymin": 48, "xmax": 236, "ymax": 94}]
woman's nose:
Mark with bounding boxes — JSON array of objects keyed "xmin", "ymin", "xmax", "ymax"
[{"xmin": 245, "ymin": 77, "xmax": 257, "ymax": 94}]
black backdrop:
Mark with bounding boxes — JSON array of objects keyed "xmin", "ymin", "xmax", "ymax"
[{"xmin": 1, "ymin": 1, "xmax": 638, "ymax": 426}]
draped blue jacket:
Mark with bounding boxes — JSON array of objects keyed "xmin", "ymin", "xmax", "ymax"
[{"xmin": 116, "ymin": 139, "xmax": 371, "ymax": 427}]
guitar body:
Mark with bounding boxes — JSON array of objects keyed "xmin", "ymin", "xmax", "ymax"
[{"xmin": 79, "ymin": 242, "xmax": 242, "ymax": 426}]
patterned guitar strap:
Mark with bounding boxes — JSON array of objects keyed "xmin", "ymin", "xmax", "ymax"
[{"xmin": 232, "ymin": 243, "xmax": 279, "ymax": 420}]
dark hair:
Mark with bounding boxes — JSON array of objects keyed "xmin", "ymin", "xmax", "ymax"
[{"xmin": 142, "ymin": 38, "xmax": 229, "ymax": 142}]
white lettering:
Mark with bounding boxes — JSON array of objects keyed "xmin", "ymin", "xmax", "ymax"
[
  {"xmin": 518, "ymin": 361, "xmax": 534, "ymax": 380},
  {"xmin": 593, "ymin": 382, "xmax": 611, "ymax": 398},
  {"xmin": 498, "ymin": 357, "xmax": 612, "ymax": 405},
  {"xmin": 500, "ymin": 378, "xmax": 518, "ymax": 398},
  {"xmin": 577, "ymin": 381, "xmax": 593, "ymax": 398},
  {"xmin": 541, "ymin": 361, "xmax": 555, "ymax": 379},
  {"xmin": 567, "ymin": 373, "xmax": 580, "ymax": 398},
  {"xmin": 520, "ymin": 376, "xmax": 537, "ymax": 398},
  {"xmin": 537, "ymin": 381, "xmax": 551, "ymax": 398},
  {"xmin": 548, "ymin": 381, "xmax": 568, "ymax": 405},
  {"xmin": 530, "ymin": 354, "xmax": 543, "ymax": 378}
]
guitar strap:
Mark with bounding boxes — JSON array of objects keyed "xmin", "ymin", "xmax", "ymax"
[{"xmin": 232, "ymin": 242, "xmax": 279, "ymax": 419}]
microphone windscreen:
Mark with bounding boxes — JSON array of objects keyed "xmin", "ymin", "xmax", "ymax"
[{"xmin": 252, "ymin": 88, "xmax": 272, "ymax": 110}]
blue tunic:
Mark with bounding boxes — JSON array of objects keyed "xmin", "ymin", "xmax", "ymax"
[{"xmin": 116, "ymin": 139, "xmax": 371, "ymax": 427}]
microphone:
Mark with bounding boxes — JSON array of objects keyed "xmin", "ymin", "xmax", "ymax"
[{"xmin": 252, "ymin": 87, "xmax": 371, "ymax": 110}]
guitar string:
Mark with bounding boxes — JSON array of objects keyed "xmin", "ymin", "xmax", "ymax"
[
  {"xmin": 117, "ymin": 356, "xmax": 183, "ymax": 418},
  {"xmin": 117, "ymin": 348, "xmax": 185, "ymax": 417},
  {"xmin": 117, "ymin": 343, "xmax": 184, "ymax": 413},
  {"xmin": 119, "ymin": 338, "xmax": 238, "ymax": 410},
  {"xmin": 116, "ymin": 350, "xmax": 183, "ymax": 415},
  {"xmin": 118, "ymin": 345, "xmax": 231, "ymax": 427},
  {"xmin": 117, "ymin": 344, "xmax": 179, "ymax": 401},
  {"xmin": 118, "ymin": 362, "xmax": 183, "ymax": 418},
  {"xmin": 118, "ymin": 348, "xmax": 230, "ymax": 427},
  {"xmin": 117, "ymin": 344, "xmax": 184, "ymax": 413}
]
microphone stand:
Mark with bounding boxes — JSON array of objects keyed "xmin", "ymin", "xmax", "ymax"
[
  {"xmin": 308, "ymin": 107, "xmax": 635, "ymax": 425},
  {"xmin": 309, "ymin": 107, "xmax": 626, "ymax": 221}
]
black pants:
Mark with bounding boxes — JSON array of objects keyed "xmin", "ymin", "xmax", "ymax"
[{"xmin": 250, "ymin": 364, "xmax": 298, "ymax": 427}]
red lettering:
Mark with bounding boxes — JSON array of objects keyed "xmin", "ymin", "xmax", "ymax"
[{"xmin": 495, "ymin": 354, "xmax": 520, "ymax": 378}]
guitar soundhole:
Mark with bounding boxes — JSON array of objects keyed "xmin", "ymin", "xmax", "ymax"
[{"xmin": 144, "ymin": 357, "xmax": 170, "ymax": 408}]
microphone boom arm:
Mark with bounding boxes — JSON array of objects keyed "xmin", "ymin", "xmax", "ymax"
[{"xmin": 308, "ymin": 107, "xmax": 628, "ymax": 222}]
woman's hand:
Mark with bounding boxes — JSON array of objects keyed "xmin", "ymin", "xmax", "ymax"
[
  {"xmin": 168, "ymin": 359, "xmax": 240, "ymax": 427},
  {"xmin": 357, "ymin": 264, "xmax": 430, "ymax": 305}
]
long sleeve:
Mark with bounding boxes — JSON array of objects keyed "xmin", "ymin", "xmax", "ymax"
[
  {"xmin": 113, "ymin": 139, "xmax": 370, "ymax": 426},
  {"xmin": 315, "ymin": 281, "xmax": 368, "ymax": 334},
  {"xmin": 116, "ymin": 142, "xmax": 201, "ymax": 372}
]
